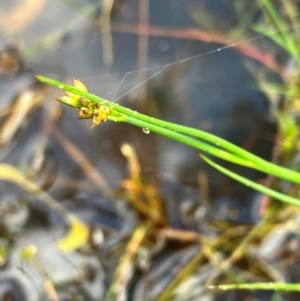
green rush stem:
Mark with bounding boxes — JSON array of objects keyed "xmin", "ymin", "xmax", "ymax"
[
  {"xmin": 210, "ymin": 282, "xmax": 300, "ymax": 292},
  {"xmin": 201, "ymin": 155, "xmax": 300, "ymax": 207},
  {"xmin": 36, "ymin": 75, "xmax": 300, "ymax": 184},
  {"xmin": 260, "ymin": 0, "xmax": 300, "ymax": 64},
  {"xmin": 123, "ymin": 115, "xmax": 256, "ymax": 167},
  {"xmin": 122, "ymin": 113, "xmax": 300, "ymax": 184}
]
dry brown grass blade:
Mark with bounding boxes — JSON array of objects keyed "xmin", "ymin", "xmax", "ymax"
[
  {"xmin": 53, "ymin": 128, "xmax": 111, "ymax": 194},
  {"xmin": 205, "ymin": 217, "xmax": 271, "ymax": 287},
  {"xmin": 137, "ymin": 0, "xmax": 149, "ymax": 102},
  {"xmin": 0, "ymin": 90, "xmax": 43, "ymax": 147},
  {"xmin": 105, "ymin": 222, "xmax": 151, "ymax": 301},
  {"xmin": 0, "ymin": 164, "xmax": 89, "ymax": 252},
  {"xmin": 121, "ymin": 143, "xmax": 141, "ymax": 182},
  {"xmin": 112, "ymin": 23, "xmax": 282, "ymax": 75},
  {"xmin": 158, "ymin": 228, "xmax": 200, "ymax": 242},
  {"xmin": 43, "ymin": 279, "xmax": 60, "ymax": 301},
  {"xmin": 121, "ymin": 143, "xmax": 167, "ymax": 224},
  {"xmin": 101, "ymin": 0, "xmax": 114, "ymax": 67}
]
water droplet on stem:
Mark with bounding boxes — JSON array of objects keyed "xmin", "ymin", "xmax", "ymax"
[{"xmin": 142, "ymin": 128, "xmax": 150, "ymax": 134}]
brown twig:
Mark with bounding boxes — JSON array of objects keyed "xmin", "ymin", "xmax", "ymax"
[{"xmin": 112, "ymin": 23, "xmax": 283, "ymax": 75}]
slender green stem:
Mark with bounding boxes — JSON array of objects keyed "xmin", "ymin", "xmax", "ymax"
[
  {"xmin": 36, "ymin": 75, "xmax": 300, "ymax": 184},
  {"xmin": 123, "ymin": 115, "xmax": 300, "ymax": 183},
  {"xmin": 201, "ymin": 155, "xmax": 300, "ymax": 207},
  {"xmin": 260, "ymin": 0, "xmax": 300, "ymax": 64},
  {"xmin": 209, "ymin": 282, "xmax": 300, "ymax": 292},
  {"xmin": 123, "ymin": 115, "xmax": 256, "ymax": 167}
]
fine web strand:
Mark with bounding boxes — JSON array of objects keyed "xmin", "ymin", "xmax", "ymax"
[
  {"xmin": 78, "ymin": 23, "xmax": 300, "ymax": 102},
  {"xmin": 109, "ymin": 43, "xmax": 239, "ymax": 102},
  {"xmin": 103, "ymin": 73, "xmax": 129, "ymax": 102}
]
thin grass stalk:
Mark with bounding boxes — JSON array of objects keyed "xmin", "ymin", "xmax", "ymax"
[{"xmin": 36, "ymin": 75, "xmax": 300, "ymax": 185}]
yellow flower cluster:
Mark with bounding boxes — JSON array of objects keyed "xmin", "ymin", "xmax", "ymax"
[
  {"xmin": 78, "ymin": 99, "xmax": 111, "ymax": 127},
  {"xmin": 56, "ymin": 79, "xmax": 111, "ymax": 127}
]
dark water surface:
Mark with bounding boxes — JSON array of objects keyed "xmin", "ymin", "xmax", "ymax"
[{"xmin": 0, "ymin": 1, "xmax": 279, "ymax": 300}]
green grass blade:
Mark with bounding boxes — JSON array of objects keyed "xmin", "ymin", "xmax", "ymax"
[
  {"xmin": 260, "ymin": 0, "xmax": 300, "ymax": 63},
  {"xmin": 127, "ymin": 117, "xmax": 300, "ymax": 184},
  {"xmin": 201, "ymin": 155, "xmax": 300, "ymax": 207},
  {"xmin": 252, "ymin": 24, "xmax": 287, "ymax": 50},
  {"xmin": 209, "ymin": 282, "xmax": 300, "ymax": 292},
  {"xmin": 35, "ymin": 75, "xmax": 300, "ymax": 185},
  {"xmin": 123, "ymin": 115, "xmax": 256, "ymax": 168}
]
